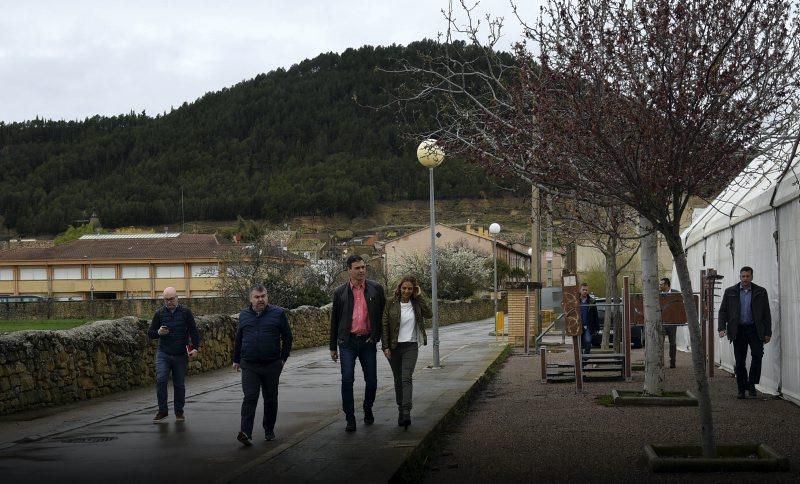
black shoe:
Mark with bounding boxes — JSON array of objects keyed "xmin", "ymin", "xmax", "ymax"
[
  {"xmin": 669, "ymin": 362, "xmax": 676, "ymax": 369},
  {"xmin": 748, "ymin": 384, "xmax": 757, "ymax": 397},
  {"xmin": 345, "ymin": 418, "xmax": 356, "ymax": 432},
  {"xmin": 364, "ymin": 408, "xmax": 374, "ymax": 425},
  {"xmin": 398, "ymin": 412, "xmax": 405, "ymax": 427},
  {"xmin": 737, "ymin": 391, "xmax": 746, "ymax": 399},
  {"xmin": 402, "ymin": 413, "xmax": 411, "ymax": 430},
  {"xmin": 237, "ymin": 431, "xmax": 252, "ymax": 446},
  {"xmin": 265, "ymin": 430, "xmax": 275, "ymax": 441}
]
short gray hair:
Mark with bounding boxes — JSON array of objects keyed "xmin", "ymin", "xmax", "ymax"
[{"xmin": 249, "ymin": 284, "xmax": 267, "ymax": 295}]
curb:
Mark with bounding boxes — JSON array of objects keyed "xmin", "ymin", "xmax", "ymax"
[{"xmin": 390, "ymin": 344, "xmax": 512, "ymax": 483}]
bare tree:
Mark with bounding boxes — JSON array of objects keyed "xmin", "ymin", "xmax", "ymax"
[{"xmin": 393, "ymin": 0, "xmax": 800, "ymax": 457}]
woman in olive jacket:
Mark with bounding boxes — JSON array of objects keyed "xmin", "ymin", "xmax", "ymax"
[{"xmin": 382, "ymin": 276, "xmax": 432, "ymax": 429}]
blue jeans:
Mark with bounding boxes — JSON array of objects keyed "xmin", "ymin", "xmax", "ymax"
[
  {"xmin": 581, "ymin": 326, "xmax": 592, "ymax": 354},
  {"xmin": 155, "ymin": 350, "xmax": 188, "ymax": 413},
  {"xmin": 339, "ymin": 335, "xmax": 377, "ymax": 420}
]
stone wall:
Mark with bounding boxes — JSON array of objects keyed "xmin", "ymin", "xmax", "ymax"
[
  {"xmin": 0, "ymin": 297, "xmax": 243, "ymax": 320},
  {"xmin": 0, "ymin": 299, "xmax": 496, "ymax": 415}
]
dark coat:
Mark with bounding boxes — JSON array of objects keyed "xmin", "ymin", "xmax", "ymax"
[
  {"xmin": 381, "ymin": 294, "xmax": 432, "ymax": 350},
  {"xmin": 233, "ymin": 304, "xmax": 293, "ymax": 364},
  {"xmin": 580, "ymin": 296, "xmax": 600, "ymax": 334},
  {"xmin": 147, "ymin": 304, "xmax": 200, "ymax": 356},
  {"xmin": 329, "ymin": 279, "xmax": 386, "ymax": 350},
  {"xmin": 718, "ymin": 282, "xmax": 772, "ymax": 342}
]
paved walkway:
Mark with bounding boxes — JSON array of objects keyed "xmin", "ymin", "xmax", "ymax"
[{"xmin": 0, "ymin": 319, "xmax": 506, "ymax": 483}]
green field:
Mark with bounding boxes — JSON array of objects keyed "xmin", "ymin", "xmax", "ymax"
[{"xmin": 0, "ymin": 320, "xmax": 90, "ymax": 332}]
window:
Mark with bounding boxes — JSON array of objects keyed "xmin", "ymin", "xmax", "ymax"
[
  {"xmin": 88, "ymin": 266, "xmax": 115, "ymax": 279},
  {"xmin": 191, "ymin": 264, "xmax": 218, "ymax": 278},
  {"xmin": 19, "ymin": 267, "xmax": 47, "ymax": 280},
  {"xmin": 53, "ymin": 266, "xmax": 82, "ymax": 280},
  {"xmin": 0, "ymin": 268, "xmax": 12, "ymax": 281},
  {"xmin": 122, "ymin": 265, "xmax": 150, "ymax": 279},
  {"xmin": 156, "ymin": 265, "xmax": 184, "ymax": 278}
]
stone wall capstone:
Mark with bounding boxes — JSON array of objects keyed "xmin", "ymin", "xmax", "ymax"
[
  {"xmin": 0, "ymin": 299, "xmax": 497, "ymax": 415},
  {"xmin": 0, "ymin": 297, "xmax": 243, "ymax": 321}
]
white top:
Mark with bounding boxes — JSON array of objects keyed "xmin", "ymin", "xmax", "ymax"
[{"xmin": 398, "ymin": 301, "xmax": 417, "ymax": 343}]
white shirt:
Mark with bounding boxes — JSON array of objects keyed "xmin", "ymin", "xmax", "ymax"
[{"xmin": 398, "ymin": 301, "xmax": 417, "ymax": 343}]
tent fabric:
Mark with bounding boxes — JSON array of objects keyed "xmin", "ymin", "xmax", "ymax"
[
  {"xmin": 778, "ymin": 206, "xmax": 800, "ymax": 405},
  {"xmin": 675, "ymin": 147, "xmax": 800, "ymax": 403}
]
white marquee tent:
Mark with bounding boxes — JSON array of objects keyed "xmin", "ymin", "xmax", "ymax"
[{"xmin": 673, "ymin": 146, "xmax": 800, "ymax": 405}]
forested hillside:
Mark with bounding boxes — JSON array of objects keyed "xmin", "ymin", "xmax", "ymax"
[{"xmin": 0, "ymin": 40, "xmax": 512, "ymax": 236}]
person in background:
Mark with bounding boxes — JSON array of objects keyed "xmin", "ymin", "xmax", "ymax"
[
  {"xmin": 147, "ymin": 286, "xmax": 200, "ymax": 423},
  {"xmin": 718, "ymin": 266, "xmax": 772, "ymax": 399},
  {"xmin": 579, "ymin": 283, "xmax": 599, "ymax": 354},
  {"xmin": 659, "ymin": 277, "xmax": 680, "ymax": 368}
]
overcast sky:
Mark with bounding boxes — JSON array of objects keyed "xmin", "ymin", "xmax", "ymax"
[{"xmin": 0, "ymin": 0, "xmax": 542, "ymax": 123}]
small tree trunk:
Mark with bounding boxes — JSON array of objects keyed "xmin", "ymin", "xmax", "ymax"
[
  {"xmin": 640, "ymin": 216, "xmax": 664, "ymax": 395},
  {"xmin": 671, "ymin": 239, "xmax": 716, "ymax": 457},
  {"xmin": 602, "ymin": 253, "xmax": 617, "ymax": 350}
]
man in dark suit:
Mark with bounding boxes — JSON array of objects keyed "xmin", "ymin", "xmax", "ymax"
[
  {"xmin": 330, "ymin": 254, "xmax": 386, "ymax": 432},
  {"xmin": 659, "ymin": 277, "xmax": 680, "ymax": 368},
  {"xmin": 718, "ymin": 266, "xmax": 772, "ymax": 399}
]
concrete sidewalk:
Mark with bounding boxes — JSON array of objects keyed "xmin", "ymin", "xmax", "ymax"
[{"xmin": 0, "ymin": 318, "xmax": 506, "ymax": 483}]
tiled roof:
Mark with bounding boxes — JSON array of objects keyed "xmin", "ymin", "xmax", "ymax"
[{"xmin": 0, "ymin": 234, "xmax": 235, "ymax": 262}]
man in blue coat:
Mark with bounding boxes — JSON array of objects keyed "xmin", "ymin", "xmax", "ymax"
[
  {"xmin": 148, "ymin": 287, "xmax": 200, "ymax": 423},
  {"xmin": 233, "ymin": 284, "xmax": 293, "ymax": 445}
]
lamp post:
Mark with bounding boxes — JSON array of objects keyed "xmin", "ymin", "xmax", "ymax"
[
  {"xmin": 489, "ymin": 223, "xmax": 501, "ymax": 330},
  {"xmin": 417, "ymin": 139, "xmax": 445, "ymax": 369}
]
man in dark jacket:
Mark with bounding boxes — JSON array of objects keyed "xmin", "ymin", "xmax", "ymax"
[
  {"xmin": 579, "ymin": 283, "xmax": 599, "ymax": 354},
  {"xmin": 718, "ymin": 266, "xmax": 772, "ymax": 399},
  {"xmin": 330, "ymin": 254, "xmax": 386, "ymax": 432},
  {"xmin": 233, "ymin": 284, "xmax": 293, "ymax": 445},
  {"xmin": 147, "ymin": 287, "xmax": 200, "ymax": 423},
  {"xmin": 660, "ymin": 277, "xmax": 680, "ymax": 368}
]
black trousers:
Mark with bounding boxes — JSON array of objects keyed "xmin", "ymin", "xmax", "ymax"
[
  {"xmin": 733, "ymin": 325, "xmax": 764, "ymax": 392},
  {"xmin": 240, "ymin": 360, "xmax": 283, "ymax": 437},
  {"xmin": 662, "ymin": 325, "xmax": 677, "ymax": 365}
]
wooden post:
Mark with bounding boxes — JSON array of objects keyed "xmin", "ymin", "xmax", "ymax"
[
  {"xmin": 560, "ymin": 273, "xmax": 582, "ymax": 392},
  {"xmin": 540, "ymin": 346, "xmax": 547, "ymax": 384},
  {"xmin": 700, "ymin": 270, "xmax": 707, "ymax": 369},
  {"xmin": 623, "ymin": 276, "xmax": 632, "ymax": 381},
  {"xmin": 524, "ymin": 295, "xmax": 530, "ymax": 355},
  {"xmin": 573, "ymin": 335, "xmax": 583, "ymax": 392},
  {"xmin": 706, "ymin": 268, "xmax": 719, "ymax": 378}
]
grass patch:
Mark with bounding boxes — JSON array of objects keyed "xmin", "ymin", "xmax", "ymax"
[
  {"xmin": 595, "ymin": 394, "xmax": 615, "ymax": 407},
  {"xmin": 0, "ymin": 319, "xmax": 90, "ymax": 332}
]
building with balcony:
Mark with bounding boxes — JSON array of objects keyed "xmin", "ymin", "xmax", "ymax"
[{"xmin": 0, "ymin": 233, "xmax": 237, "ymax": 300}]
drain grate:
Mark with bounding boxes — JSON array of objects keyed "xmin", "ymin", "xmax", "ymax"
[{"xmin": 60, "ymin": 436, "xmax": 118, "ymax": 444}]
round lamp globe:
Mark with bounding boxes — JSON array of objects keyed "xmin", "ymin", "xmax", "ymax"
[{"xmin": 417, "ymin": 139, "xmax": 445, "ymax": 168}]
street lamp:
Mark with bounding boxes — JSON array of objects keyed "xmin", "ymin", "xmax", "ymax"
[
  {"xmin": 417, "ymin": 139, "xmax": 445, "ymax": 369},
  {"xmin": 489, "ymin": 223, "xmax": 501, "ymax": 330}
]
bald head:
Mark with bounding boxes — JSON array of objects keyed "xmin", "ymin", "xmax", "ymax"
[{"xmin": 162, "ymin": 287, "xmax": 178, "ymax": 310}]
